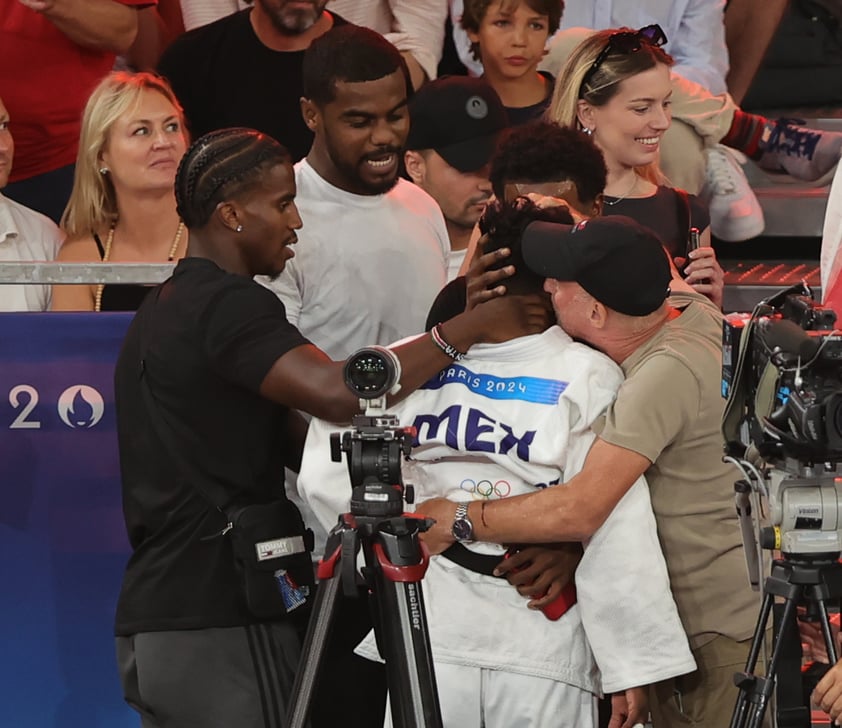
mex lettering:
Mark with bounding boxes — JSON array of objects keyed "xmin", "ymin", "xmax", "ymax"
[{"xmin": 412, "ymin": 405, "xmax": 536, "ymax": 462}]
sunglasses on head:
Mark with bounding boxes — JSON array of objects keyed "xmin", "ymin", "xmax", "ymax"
[{"xmin": 580, "ymin": 24, "xmax": 668, "ymax": 92}]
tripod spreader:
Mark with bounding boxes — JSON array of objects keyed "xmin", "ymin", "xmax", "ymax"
[
  {"xmin": 731, "ymin": 557, "xmax": 842, "ymax": 728},
  {"xmin": 285, "ymin": 510, "xmax": 443, "ymax": 728}
]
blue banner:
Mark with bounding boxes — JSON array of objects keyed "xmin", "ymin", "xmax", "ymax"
[
  {"xmin": 421, "ymin": 363, "xmax": 568, "ymax": 404},
  {"xmin": 0, "ymin": 312, "xmax": 136, "ymax": 728}
]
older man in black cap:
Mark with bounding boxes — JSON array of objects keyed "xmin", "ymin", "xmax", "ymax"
[
  {"xmin": 417, "ymin": 214, "xmax": 759, "ymax": 727},
  {"xmin": 404, "ymin": 76, "xmax": 508, "ymax": 279}
]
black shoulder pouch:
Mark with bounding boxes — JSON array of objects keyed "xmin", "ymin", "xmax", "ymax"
[{"xmin": 228, "ymin": 500, "xmax": 315, "ymax": 620}]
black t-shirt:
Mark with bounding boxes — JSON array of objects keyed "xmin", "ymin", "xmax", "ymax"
[
  {"xmin": 603, "ymin": 186, "xmax": 710, "ymax": 258},
  {"xmin": 157, "ymin": 10, "xmax": 349, "ymax": 163},
  {"xmin": 114, "ymin": 257, "xmax": 309, "ymax": 635},
  {"xmin": 502, "ymin": 71, "xmax": 554, "ymax": 127}
]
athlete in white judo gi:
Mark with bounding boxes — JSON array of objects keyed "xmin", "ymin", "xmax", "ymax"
[{"xmin": 298, "ymin": 199, "xmax": 695, "ymax": 727}]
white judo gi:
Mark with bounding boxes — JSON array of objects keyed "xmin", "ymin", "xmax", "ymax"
[{"xmin": 298, "ymin": 327, "xmax": 696, "ymax": 726}]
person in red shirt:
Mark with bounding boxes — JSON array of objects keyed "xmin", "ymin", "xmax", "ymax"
[{"xmin": 0, "ymin": 0, "xmax": 151, "ymax": 222}]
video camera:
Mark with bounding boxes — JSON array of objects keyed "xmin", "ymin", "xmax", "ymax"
[
  {"xmin": 722, "ymin": 283, "xmax": 842, "ymax": 559},
  {"xmin": 330, "ymin": 347, "xmax": 417, "ymax": 519}
]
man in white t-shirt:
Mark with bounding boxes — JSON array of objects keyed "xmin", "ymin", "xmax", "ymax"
[
  {"xmin": 0, "ymin": 96, "xmax": 63, "ymax": 312},
  {"xmin": 298, "ymin": 199, "xmax": 696, "ymax": 727},
  {"xmin": 258, "ymin": 26, "xmax": 448, "ymax": 728},
  {"xmin": 262, "ymin": 25, "xmax": 448, "ymax": 358}
]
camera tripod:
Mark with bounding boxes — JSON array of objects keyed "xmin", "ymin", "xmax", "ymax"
[
  {"xmin": 730, "ymin": 556, "xmax": 842, "ymax": 728},
  {"xmin": 285, "ymin": 421, "xmax": 443, "ymax": 728}
]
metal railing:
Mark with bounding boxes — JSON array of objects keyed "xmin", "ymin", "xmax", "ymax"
[{"xmin": 0, "ymin": 261, "xmax": 175, "ymax": 285}]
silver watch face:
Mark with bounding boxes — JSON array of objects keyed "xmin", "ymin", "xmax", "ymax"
[{"xmin": 452, "ymin": 517, "xmax": 473, "ymax": 541}]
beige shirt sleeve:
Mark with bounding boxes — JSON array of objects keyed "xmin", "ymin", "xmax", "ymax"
[{"xmin": 597, "ymin": 353, "xmax": 701, "ymax": 464}]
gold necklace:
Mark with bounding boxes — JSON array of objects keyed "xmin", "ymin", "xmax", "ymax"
[
  {"xmin": 603, "ymin": 174, "xmax": 639, "ymax": 206},
  {"xmin": 94, "ymin": 221, "xmax": 185, "ymax": 312}
]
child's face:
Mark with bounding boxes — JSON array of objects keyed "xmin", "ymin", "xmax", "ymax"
[{"xmin": 469, "ymin": 0, "xmax": 550, "ymax": 81}]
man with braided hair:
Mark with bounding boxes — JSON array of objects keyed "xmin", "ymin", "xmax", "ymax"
[{"xmin": 111, "ymin": 127, "xmax": 548, "ymax": 728}]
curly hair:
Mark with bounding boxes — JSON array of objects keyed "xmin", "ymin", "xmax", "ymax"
[
  {"xmin": 479, "ymin": 197, "xmax": 574, "ymax": 294},
  {"xmin": 174, "ymin": 128, "xmax": 290, "ymax": 230},
  {"xmin": 489, "ymin": 120, "xmax": 607, "ymax": 204}
]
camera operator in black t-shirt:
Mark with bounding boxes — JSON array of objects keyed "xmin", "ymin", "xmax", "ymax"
[{"xmin": 112, "ymin": 127, "xmax": 550, "ymax": 728}]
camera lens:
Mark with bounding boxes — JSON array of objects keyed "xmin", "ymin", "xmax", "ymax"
[{"xmin": 343, "ymin": 347, "xmax": 397, "ymax": 399}]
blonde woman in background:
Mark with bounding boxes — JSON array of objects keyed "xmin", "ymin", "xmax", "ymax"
[
  {"xmin": 548, "ymin": 26, "xmax": 724, "ymax": 307},
  {"xmin": 52, "ymin": 72, "xmax": 188, "ymax": 311}
]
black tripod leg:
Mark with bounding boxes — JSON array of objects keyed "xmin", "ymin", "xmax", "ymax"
[
  {"xmin": 815, "ymin": 598, "xmax": 839, "ymax": 666},
  {"xmin": 285, "ymin": 562, "xmax": 344, "ymax": 728},
  {"xmin": 747, "ymin": 594, "xmax": 803, "ymax": 728},
  {"xmin": 367, "ymin": 532, "xmax": 442, "ymax": 728},
  {"xmin": 773, "ymin": 602, "xmax": 811, "ymax": 728},
  {"xmin": 732, "ymin": 590, "xmax": 775, "ymax": 728}
]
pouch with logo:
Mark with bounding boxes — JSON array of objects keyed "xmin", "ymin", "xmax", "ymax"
[{"xmin": 227, "ymin": 500, "xmax": 315, "ymax": 619}]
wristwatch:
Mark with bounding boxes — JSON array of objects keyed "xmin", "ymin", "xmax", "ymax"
[{"xmin": 451, "ymin": 503, "xmax": 475, "ymax": 543}]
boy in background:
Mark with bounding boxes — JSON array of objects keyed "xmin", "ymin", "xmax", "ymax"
[{"xmin": 460, "ymin": 0, "xmax": 560, "ymax": 125}]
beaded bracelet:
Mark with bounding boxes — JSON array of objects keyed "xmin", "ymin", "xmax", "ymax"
[{"xmin": 431, "ymin": 323, "xmax": 467, "ymax": 361}]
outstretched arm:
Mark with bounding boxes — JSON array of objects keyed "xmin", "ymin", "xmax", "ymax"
[
  {"xmin": 260, "ymin": 292, "xmax": 552, "ymax": 423},
  {"xmin": 416, "ymin": 437, "xmax": 651, "ymax": 552}
]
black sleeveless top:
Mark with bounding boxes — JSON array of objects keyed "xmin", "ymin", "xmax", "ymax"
[
  {"xmin": 93, "ymin": 232, "xmax": 154, "ymax": 312},
  {"xmin": 602, "ymin": 186, "xmax": 710, "ymax": 258}
]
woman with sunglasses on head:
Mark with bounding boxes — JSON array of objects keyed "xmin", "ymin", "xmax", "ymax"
[{"xmin": 548, "ymin": 26, "xmax": 725, "ymax": 309}]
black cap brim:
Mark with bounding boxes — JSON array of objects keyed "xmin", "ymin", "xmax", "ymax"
[{"xmin": 521, "ymin": 221, "xmax": 579, "ymax": 279}]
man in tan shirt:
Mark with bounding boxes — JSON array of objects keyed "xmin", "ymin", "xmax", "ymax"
[{"xmin": 417, "ymin": 214, "xmax": 759, "ymax": 726}]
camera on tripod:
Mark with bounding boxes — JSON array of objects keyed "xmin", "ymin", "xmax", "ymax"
[
  {"xmin": 329, "ymin": 346, "xmax": 417, "ymax": 518},
  {"xmin": 286, "ymin": 347, "xmax": 444, "ymax": 728},
  {"xmin": 722, "ymin": 283, "xmax": 842, "ymax": 557},
  {"xmin": 722, "ymin": 285, "xmax": 842, "ymax": 728}
]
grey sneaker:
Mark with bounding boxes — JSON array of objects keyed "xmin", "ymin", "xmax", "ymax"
[
  {"xmin": 757, "ymin": 118, "xmax": 842, "ymax": 182},
  {"xmin": 703, "ymin": 145, "xmax": 765, "ymax": 242}
]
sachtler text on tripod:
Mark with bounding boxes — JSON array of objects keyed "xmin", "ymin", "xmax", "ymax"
[{"xmin": 285, "ymin": 346, "xmax": 443, "ymax": 728}]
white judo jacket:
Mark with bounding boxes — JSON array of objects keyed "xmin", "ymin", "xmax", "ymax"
[{"xmin": 298, "ymin": 327, "xmax": 696, "ymax": 694}]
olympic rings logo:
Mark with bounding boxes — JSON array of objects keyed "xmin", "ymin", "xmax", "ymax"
[{"xmin": 459, "ymin": 478, "xmax": 512, "ymax": 499}]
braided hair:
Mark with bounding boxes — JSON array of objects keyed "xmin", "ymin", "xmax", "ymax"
[{"xmin": 175, "ymin": 128, "xmax": 291, "ymax": 229}]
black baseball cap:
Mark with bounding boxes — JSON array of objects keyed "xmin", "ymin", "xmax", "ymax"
[
  {"xmin": 405, "ymin": 76, "xmax": 508, "ymax": 173},
  {"xmin": 521, "ymin": 215, "xmax": 672, "ymax": 316}
]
